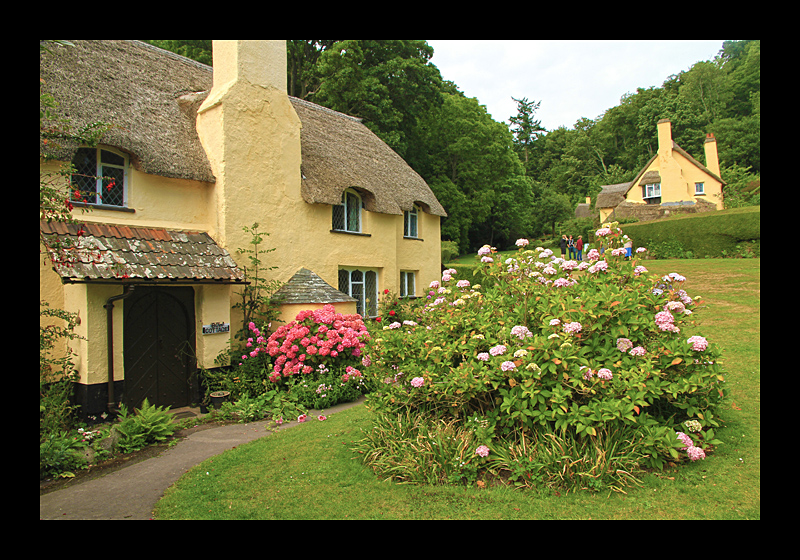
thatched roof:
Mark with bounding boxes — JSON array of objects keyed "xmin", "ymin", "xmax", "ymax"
[
  {"xmin": 40, "ymin": 40, "xmax": 216, "ymax": 183},
  {"xmin": 293, "ymin": 97, "xmax": 446, "ymax": 216},
  {"xmin": 39, "ymin": 40, "xmax": 446, "ymax": 217},
  {"xmin": 596, "ymin": 182, "xmax": 632, "ymax": 209}
]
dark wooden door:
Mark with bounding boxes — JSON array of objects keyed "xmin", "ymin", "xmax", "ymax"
[{"xmin": 123, "ymin": 287, "xmax": 195, "ymax": 409}]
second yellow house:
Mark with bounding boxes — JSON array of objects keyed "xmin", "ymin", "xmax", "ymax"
[{"xmin": 596, "ymin": 119, "xmax": 725, "ymax": 222}]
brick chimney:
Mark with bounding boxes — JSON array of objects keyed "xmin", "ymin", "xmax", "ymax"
[{"xmin": 703, "ymin": 133, "xmax": 721, "ymax": 178}]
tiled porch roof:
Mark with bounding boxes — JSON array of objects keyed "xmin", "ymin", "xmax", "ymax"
[
  {"xmin": 40, "ymin": 220, "xmax": 247, "ymax": 284},
  {"xmin": 273, "ymin": 268, "xmax": 355, "ymax": 305}
]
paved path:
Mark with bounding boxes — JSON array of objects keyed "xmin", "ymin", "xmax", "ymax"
[{"xmin": 40, "ymin": 399, "xmax": 363, "ymax": 520}]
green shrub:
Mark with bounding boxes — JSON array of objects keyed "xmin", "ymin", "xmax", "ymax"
[
  {"xmin": 358, "ymin": 227, "xmax": 727, "ymax": 491},
  {"xmin": 40, "ymin": 431, "xmax": 88, "ymax": 479},
  {"xmin": 216, "ymin": 389, "xmax": 306, "ymax": 424},
  {"xmin": 114, "ymin": 399, "xmax": 177, "ymax": 454},
  {"xmin": 623, "ymin": 207, "xmax": 760, "ymax": 258},
  {"xmin": 441, "ymin": 240, "xmax": 459, "ymax": 264},
  {"xmin": 289, "ymin": 364, "xmax": 372, "ymax": 410}
]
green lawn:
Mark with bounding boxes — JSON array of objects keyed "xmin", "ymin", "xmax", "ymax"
[{"xmin": 154, "ymin": 258, "xmax": 760, "ymax": 520}]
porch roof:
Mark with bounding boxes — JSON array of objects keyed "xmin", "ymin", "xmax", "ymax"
[
  {"xmin": 272, "ymin": 268, "xmax": 355, "ymax": 305},
  {"xmin": 40, "ymin": 220, "xmax": 247, "ymax": 284}
]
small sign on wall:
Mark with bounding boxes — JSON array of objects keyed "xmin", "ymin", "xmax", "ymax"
[{"xmin": 202, "ymin": 322, "xmax": 230, "ymax": 335}]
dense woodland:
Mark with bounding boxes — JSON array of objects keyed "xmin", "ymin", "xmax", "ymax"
[{"xmin": 145, "ymin": 40, "xmax": 760, "ymax": 254}]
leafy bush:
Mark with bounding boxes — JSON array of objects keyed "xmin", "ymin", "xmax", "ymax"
[
  {"xmin": 358, "ymin": 226, "xmax": 727, "ymax": 491},
  {"xmin": 623, "ymin": 207, "xmax": 760, "ymax": 258},
  {"xmin": 441, "ymin": 240, "xmax": 460, "ymax": 264},
  {"xmin": 216, "ymin": 389, "xmax": 306, "ymax": 424},
  {"xmin": 114, "ymin": 399, "xmax": 177, "ymax": 454},
  {"xmin": 40, "ymin": 431, "xmax": 88, "ymax": 479},
  {"xmin": 40, "ymin": 302, "xmax": 82, "ymax": 439},
  {"xmin": 289, "ymin": 363, "xmax": 372, "ymax": 410}
]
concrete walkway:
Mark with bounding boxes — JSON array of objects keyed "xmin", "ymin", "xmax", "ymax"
[{"xmin": 39, "ymin": 398, "xmax": 364, "ymax": 520}]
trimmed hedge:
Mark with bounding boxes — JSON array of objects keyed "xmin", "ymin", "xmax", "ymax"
[{"xmin": 621, "ymin": 206, "xmax": 760, "ymax": 258}]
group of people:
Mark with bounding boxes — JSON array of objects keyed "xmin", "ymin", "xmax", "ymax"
[
  {"xmin": 559, "ymin": 234, "xmax": 634, "ymax": 261},
  {"xmin": 559, "ymin": 235, "xmax": 584, "ymax": 261}
]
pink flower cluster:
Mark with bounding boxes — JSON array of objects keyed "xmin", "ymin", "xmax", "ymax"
[
  {"xmin": 582, "ymin": 366, "xmax": 613, "ymax": 381},
  {"xmin": 676, "ymin": 431, "xmax": 706, "ymax": 461},
  {"xmin": 563, "ymin": 322, "xmax": 582, "ymax": 334},
  {"xmin": 244, "ymin": 304, "xmax": 370, "ymax": 382},
  {"xmin": 510, "ymin": 325, "xmax": 532, "ymax": 339},
  {"xmin": 687, "ymin": 335, "xmax": 708, "ymax": 351},
  {"xmin": 475, "ymin": 445, "xmax": 490, "ymax": 457},
  {"xmin": 654, "ymin": 310, "xmax": 680, "ymax": 333},
  {"xmin": 597, "ymin": 368, "xmax": 613, "ymax": 380},
  {"xmin": 410, "ymin": 376, "xmax": 425, "ymax": 388}
]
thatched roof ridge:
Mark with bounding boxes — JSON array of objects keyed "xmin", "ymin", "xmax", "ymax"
[{"xmin": 40, "ymin": 40, "xmax": 446, "ymax": 217}]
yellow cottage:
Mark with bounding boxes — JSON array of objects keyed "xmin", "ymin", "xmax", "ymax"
[
  {"xmin": 39, "ymin": 40, "xmax": 446, "ymax": 415},
  {"xmin": 596, "ymin": 119, "xmax": 725, "ymax": 223}
]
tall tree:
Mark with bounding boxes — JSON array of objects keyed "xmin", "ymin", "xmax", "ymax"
[
  {"xmin": 311, "ymin": 40, "xmax": 444, "ymax": 158},
  {"xmin": 286, "ymin": 40, "xmax": 339, "ymax": 99},
  {"xmin": 509, "ymin": 96, "xmax": 546, "ymax": 169},
  {"xmin": 143, "ymin": 40, "xmax": 212, "ymax": 65}
]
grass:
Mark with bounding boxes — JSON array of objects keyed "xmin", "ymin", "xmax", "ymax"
[{"xmin": 154, "ymin": 258, "xmax": 760, "ymax": 520}]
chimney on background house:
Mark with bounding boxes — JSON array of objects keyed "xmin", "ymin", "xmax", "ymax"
[
  {"xmin": 656, "ymin": 119, "xmax": 673, "ymax": 159},
  {"xmin": 703, "ymin": 133, "xmax": 721, "ymax": 178}
]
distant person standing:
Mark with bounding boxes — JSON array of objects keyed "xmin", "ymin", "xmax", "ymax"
[
  {"xmin": 624, "ymin": 235, "xmax": 633, "ymax": 259},
  {"xmin": 560, "ymin": 235, "xmax": 567, "ymax": 258},
  {"xmin": 576, "ymin": 235, "xmax": 584, "ymax": 261},
  {"xmin": 568, "ymin": 235, "xmax": 575, "ymax": 259}
]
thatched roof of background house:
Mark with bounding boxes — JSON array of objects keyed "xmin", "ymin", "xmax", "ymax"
[
  {"xmin": 595, "ymin": 182, "xmax": 632, "ymax": 209},
  {"xmin": 39, "ymin": 40, "xmax": 446, "ymax": 217}
]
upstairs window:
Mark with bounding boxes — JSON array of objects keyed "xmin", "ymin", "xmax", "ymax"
[
  {"xmin": 332, "ymin": 189, "xmax": 362, "ymax": 233},
  {"xmin": 71, "ymin": 146, "xmax": 127, "ymax": 207},
  {"xmin": 404, "ymin": 206, "xmax": 419, "ymax": 238},
  {"xmin": 642, "ymin": 183, "xmax": 661, "ymax": 205}
]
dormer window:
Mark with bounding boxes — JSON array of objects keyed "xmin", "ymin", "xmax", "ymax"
[
  {"xmin": 404, "ymin": 205, "xmax": 419, "ymax": 238},
  {"xmin": 71, "ymin": 146, "xmax": 127, "ymax": 207},
  {"xmin": 642, "ymin": 183, "xmax": 661, "ymax": 205},
  {"xmin": 332, "ymin": 189, "xmax": 362, "ymax": 233}
]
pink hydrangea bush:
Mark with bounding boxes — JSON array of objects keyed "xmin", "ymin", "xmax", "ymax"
[
  {"xmin": 359, "ymin": 222, "xmax": 726, "ymax": 488},
  {"xmin": 242, "ymin": 304, "xmax": 370, "ymax": 385}
]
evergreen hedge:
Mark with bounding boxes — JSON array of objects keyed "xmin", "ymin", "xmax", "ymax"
[{"xmin": 621, "ymin": 207, "xmax": 760, "ymax": 258}]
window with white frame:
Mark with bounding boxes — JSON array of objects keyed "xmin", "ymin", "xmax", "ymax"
[
  {"xmin": 332, "ymin": 189, "xmax": 362, "ymax": 233},
  {"xmin": 404, "ymin": 205, "xmax": 419, "ymax": 238},
  {"xmin": 338, "ymin": 268, "xmax": 378, "ymax": 318},
  {"xmin": 695, "ymin": 182, "xmax": 705, "ymax": 195},
  {"xmin": 642, "ymin": 182, "xmax": 661, "ymax": 205},
  {"xmin": 399, "ymin": 271, "xmax": 416, "ymax": 298},
  {"xmin": 71, "ymin": 146, "xmax": 127, "ymax": 207}
]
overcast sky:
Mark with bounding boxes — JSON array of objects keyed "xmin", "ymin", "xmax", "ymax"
[{"xmin": 426, "ymin": 40, "xmax": 724, "ymax": 132}]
